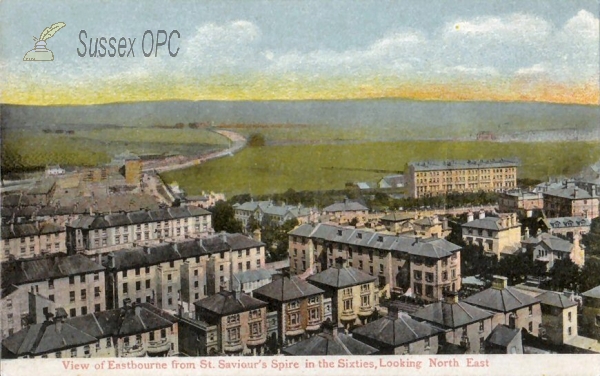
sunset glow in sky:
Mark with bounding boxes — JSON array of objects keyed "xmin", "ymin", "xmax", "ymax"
[{"xmin": 1, "ymin": 0, "xmax": 598, "ymax": 105}]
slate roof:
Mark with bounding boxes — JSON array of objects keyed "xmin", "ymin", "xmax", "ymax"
[
  {"xmin": 486, "ymin": 324, "xmax": 520, "ymax": 347},
  {"xmin": 233, "ymin": 269, "xmax": 276, "ymax": 285},
  {"xmin": 543, "ymin": 187, "xmax": 596, "ymax": 200},
  {"xmin": 289, "ymin": 223, "xmax": 461, "ymax": 260},
  {"xmin": 380, "ymin": 175, "xmax": 404, "ymax": 188},
  {"xmin": 233, "ymin": 201, "xmax": 313, "ymax": 218},
  {"xmin": 1, "ymin": 222, "xmax": 64, "ymax": 239},
  {"xmin": 68, "ymin": 206, "xmax": 210, "ymax": 230},
  {"xmin": 283, "ymin": 330, "xmax": 377, "ymax": 355},
  {"xmin": 254, "ymin": 275, "xmax": 324, "ymax": 302},
  {"xmin": 104, "ymin": 234, "xmax": 264, "ymax": 271},
  {"xmin": 408, "ymin": 158, "xmax": 519, "ymax": 172},
  {"xmin": 463, "ymin": 286, "xmax": 540, "ymax": 312},
  {"xmin": 521, "ymin": 233, "xmax": 573, "ymax": 254},
  {"xmin": 411, "ymin": 301, "xmax": 494, "ymax": 329},
  {"xmin": 307, "ymin": 266, "xmax": 376, "ymax": 288},
  {"xmin": 2, "ymin": 322, "xmax": 97, "ymax": 356},
  {"xmin": 194, "ymin": 290, "xmax": 267, "ymax": 315},
  {"xmin": 537, "ymin": 291, "xmax": 577, "ymax": 308},
  {"xmin": 545, "ymin": 216, "xmax": 591, "ymax": 229},
  {"xmin": 3, "ymin": 303, "xmax": 178, "ymax": 357},
  {"xmin": 352, "ymin": 313, "xmax": 443, "ymax": 346},
  {"xmin": 1, "ymin": 254, "xmax": 104, "ymax": 288},
  {"xmin": 462, "ymin": 217, "xmax": 512, "ymax": 231},
  {"xmin": 323, "ymin": 200, "xmax": 368, "ymax": 213},
  {"xmin": 582, "ymin": 285, "xmax": 600, "ymax": 299},
  {"xmin": 380, "ymin": 212, "xmax": 414, "ymax": 222}
]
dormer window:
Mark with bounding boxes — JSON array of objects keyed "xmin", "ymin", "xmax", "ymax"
[
  {"xmin": 337, "ymin": 230, "xmax": 342, "ymax": 236},
  {"xmin": 377, "ymin": 236, "xmax": 383, "ymax": 242},
  {"xmin": 357, "ymin": 233, "xmax": 362, "ymax": 239}
]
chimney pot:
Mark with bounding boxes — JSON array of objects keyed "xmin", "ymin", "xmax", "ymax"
[
  {"xmin": 492, "ymin": 275, "xmax": 508, "ymax": 290},
  {"xmin": 444, "ymin": 290, "xmax": 459, "ymax": 304}
]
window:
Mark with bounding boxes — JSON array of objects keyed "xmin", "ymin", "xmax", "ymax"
[
  {"xmin": 81, "ymin": 307, "xmax": 87, "ymax": 315},
  {"xmin": 55, "ymin": 351, "xmax": 62, "ymax": 358},
  {"xmin": 70, "ymin": 349, "xmax": 77, "ymax": 357},
  {"xmin": 167, "ymin": 274, "xmax": 172, "ymax": 281},
  {"xmin": 168, "ymin": 286, "xmax": 173, "ymax": 293},
  {"xmin": 135, "ymin": 268, "xmax": 140, "ymax": 276},
  {"xmin": 95, "ymin": 304, "xmax": 101, "ymax": 312},
  {"xmin": 361, "ymin": 284, "xmax": 370, "ymax": 292},
  {"xmin": 414, "ymin": 271, "xmax": 422, "ymax": 280},
  {"xmin": 194, "ymin": 269, "xmax": 198, "ymax": 276},
  {"xmin": 238, "ymin": 262, "xmax": 243, "ymax": 271},
  {"xmin": 249, "ymin": 309, "xmax": 262, "ymax": 319},
  {"xmin": 106, "ymin": 338, "xmax": 112, "ymax": 348},
  {"xmin": 145, "ymin": 267, "xmax": 150, "ymax": 274},
  {"xmin": 70, "ymin": 291, "xmax": 76, "ymax": 302},
  {"xmin": 308, "ymin": 296, "xmax": 319, "ymax": 305},
  {"xmin": 246, "ymin": 261, "xmax": 251, "ymax": 270},
  {"xmin": 93, "ymin": 273, "xmax": 99, "ymax": 281},
  {"xmin": 568, "ymin": 327, "xmax": 572, "ymax": 336},
  {"xmin": 227, "ymin": 327, "xmax": 240, "ymax": 342},
  {"xmin": 123, "ymin": 270, "xmax": 128, "ymax": 278},
  {"xmin": 425, "ymin": 272, "xmax": 434, "ymax": 283},
  {"xmin": 169, "ymin": 261, "xmax": 175, "ymax": 268},
  {"xmin": 425, "ymin": 285, "xmax": 433, "ymax": 297},
  {"xmin": 81, "ymin": 289, "xmax": 86, "ymax": 300},
  {"xmin": 568, "ymin": 312, "xmax": 572, "ymax": 322},
  {"xmin": 70, "ymin": 308, "xmax": 76, "ymax": 317},
  {"xmin": 379, "ymin": 264, "xmax": 384, "ymax": 273},
  {"xmin": 361, "ymin": 295, "xmax": 370, "ymax": 307},
  {"xmin": 136, "ymin": 281, "xmax": 141, "ymax": 291},
  {"xmin": 288, "ymin": 312, "xmax": 300, "ymax": 326},
  {"xmin": 227, "ymin": 314, "xmax": 241, "ymax": 324},
  {"xmin": 194, "ymin": 293, "xmax": 199, "ymax": 300},
  {"xmin": 414, "ymin": 283, "xmax": 423, "ymax": 296},
  {"xmin": 69, "ymin": 276, "xmax": 75, "ymax": 285},
  {"xmin": 146, "ymin": 280, "xmax": 151, "ymax": 289},
  {"xmin": 424, "ymin": 337, "xmax": 430, "ymax": 350},
  {"xmin": 49, "ymin": 294, "xmax": 54, "ymax": 302},
  {"xmin": 194, "ymin": 281, "xmax": 199, "ymax": 288},
  {"xmin": 288, "ymin": 300, "xmax": 300, "ymax": 310},
  {"xmin": 528, "ymin": 322, "xmax": 533, "ymax": 333},
  {"xmin": 442, "ymin": 271, "xmax": 448, "ymax": 281},
  {"xmin": 343, "ymin": 299, "xmax": 353, "ymax": 311},
  {"xmin": 479, "ymin": 321, "xmax": 484, "ymax": 332},
  {"xmin": 123, "ymin": 283, "xmax": 128, "ymax": 294},
  {"xmin": 256, "ymin": 259, "xmax": 261, "ymax": 267},
  {"xmin": 168, "ymin": 298, "xmax": 173, "ymax": 305},
  {"xmin": 246, "ymin": 249, "xmax": 250, "ymax": 256},
  {"xmin": 250, "ymin": 322, "xmax": 262, "ymax": 337},
  {"xmin": 48, "ymin": 279, "xmax": 54, "ymax": 289},
  {"xmin": 528, "ymin": 306, "xmax": 533, "ymax": 316},
  {"xmin": 219, "ymin": 265, "xmax": 224, "ymax": 271},
  {"xmin": 359, "ymin": 260, "xmax": 363, "ymax": 269}
]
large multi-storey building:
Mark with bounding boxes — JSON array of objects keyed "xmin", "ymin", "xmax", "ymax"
[
  {"xmin": 405, "ymin": 158, "xmax": 519, "ymax": 198},
  {"xmin": 103, "ymin": 233, "xmax": 266, "ymax": 313},
  {"xmin": 288, "ymin": 223, "xmax": 462, "ymax": 302},
  {"xmin": 1, "ymin": 222, "xmax": 66, "ymax": 262},
  {"xmin": 233, "ymin": 200, "xmax": 316, "ymax": 229},
  {"xmin": 66, "ymin": 207, "xmax": 212, "ymax": 255},
  {"xmin": 1, "ymin": 254, "xmax": 106, "ymax": 320},
  {"xmin": 497, "ymin": 189, "xmax": 544, "ymax": 215}
]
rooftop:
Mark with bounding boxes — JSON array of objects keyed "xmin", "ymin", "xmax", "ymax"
[
  {"xmin": 486, "ymin": 324, "xmax": 520, "ymax": 348},
  {"xmin": 464, "ymin": 286, "xmax": 540, "ymax": 313},
  {"xmin": 307, "ymin": 265, "xmax": 376, "ymax": 288},
  {"xmin": 1, "ymin": 222, "xmax": 64, "ymax": 239},
  {"xmin": 323, "ymin": 200, "xmax": 369, "ymax": 213},
  {"xmin": 522, "ymin": 233, "xmax": 574, "ymax": 254},
  {"xmin": 408, "ymin": 158, "xmax": 519, "ymax": 172},
  {"xmin": 537, "ymin": 291, "xmax": 577, "ymax": 309},
  {"xmin": 254, "ymin": 275, "xmax": 324, "ymax": 302},
  {"xmin": 289, "ymin": 223, "xmax": 461, "ymax": 260},
  {"xmin": 352, "ymin": 312, "xmax": 443, "ymax": 347},
  {"xmin": 195, "ymin": 290, "xmax": 267, "ymax": 316},
  {"xmin": 411, "ymin": 301, "xmax": 494, "ymax": 329},
  {"xmin": 582, "ymin": 285, "xmax": 600, "ymax": 299},
  {"xmin": 283, "ymin": 324, "xmax": 377, "ymax": 355}
]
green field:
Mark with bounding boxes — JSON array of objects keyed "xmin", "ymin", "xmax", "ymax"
[
  {"xmin": 161, "ymin": 141, "xmax": 600, "ymax": 196},
  {"xmin": 1, "ymin": 127, "xmax": 229, "ymax": 172}
]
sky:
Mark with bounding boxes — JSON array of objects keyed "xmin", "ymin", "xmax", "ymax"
[{"xmin": 0, "ymin": 0, "xmax": 598, "ymax": 105}]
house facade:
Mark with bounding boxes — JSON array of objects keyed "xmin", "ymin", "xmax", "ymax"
[
  {"xmin": 307, "ymin": 258, "xmax": 377, "ymax": 329},
  {"xmin": 521, "ymin": 232, "xmax": 584, "ymax": 269},
  {"xmin": 581, "ymin": 285, "xmax": 600, "ymax": 341},
  {"xmin": 66, "ymin": 207, "xmax": 212, "ymax": 255},
  {"xmin": 461, "ymin": 212, "xmax": 521, "ymax": 259},
  {"xmin": 405, "ymin": 158, "xmax": 519, "ymax": 199},
  {"xmin": 542, "ymin": 183, "xmax": 599, "ymax": 219},
  {"xmin": 1, "ymin": 222, "xmax": 66, "ymax": 262}
]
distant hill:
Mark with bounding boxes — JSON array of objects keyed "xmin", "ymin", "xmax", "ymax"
[{"xmin": 1, "ymin": 100, "xmax": 598, "ymax": 140}]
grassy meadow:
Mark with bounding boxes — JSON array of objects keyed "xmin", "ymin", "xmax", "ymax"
[
  {"xmin": 161, "ymin": 140, "xmax": 600, "ymax": 196},
  {"xmin": 1, "ymin": 127, "xmax": 229, "ymax": 172}
]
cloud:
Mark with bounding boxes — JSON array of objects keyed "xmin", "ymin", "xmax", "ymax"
[{"xmin": 446, "ymin": 14, "xmax": 551, "ymax": 42}]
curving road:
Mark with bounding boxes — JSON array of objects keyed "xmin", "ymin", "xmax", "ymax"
[{"xmin": 143, "ymin": 129, "xmax": 246, "ymax": 173}]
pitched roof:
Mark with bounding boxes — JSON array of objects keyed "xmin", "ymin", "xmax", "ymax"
[
  {"xmin": 323, "ymin": 200, "xmax": 368, "ymax": 213},
  {"xmin": 1, "ymin": 222, "xmax": 64, "ymax": 240},
  {"xmin": 1, "ymin": 254, "xmax": 104, "ymax": 287},
  {"xmin": 411, "ymin": 301, "xmax": 493, "ymax": 329},
  {"xmin": 254, "ymin": 275, "xmax": 324, "ymax": 302},
  {"xmin": 307, "ymin": 266, "xmax": 376, "ymax": 288},
  {"xmin": 521, "ymin": 233, "xmax": 573, "ymax": 253},
  {"xmin": 462, "ymin": 217, "xmax": 512, "ymax": 231},
  {"xmin": 283, "ymin": 330, "xmax": 377, "ymax": 355},
  {"xmin": 2, "ymin": 322, "xmax": 97, "ymax": 356},
  {"xmin": 68, "ymin": 207, "xmax": 210, "ymax": 230},
  {"xmin": 582, "ymin": 285, "xmax": 600, "ymax": 299},
  {"xmin": 4, "ymin": 303, "xmax": 178, "ymax": 356},
  {"xmin": 352, "ymin": 313, "xmax": 443, "ymax": 346},
  {"xmin": 195, "ymin": 290, "xmax": 267, "ymax": 315},
  {"xmin": 104, "ymin": 234, "xmax": 264, "ymax": 271},
  {"xmin": 289, "ymin": 223, "xmax": 461, "ymax": 260},
  {"xmin": 233, "ymin": 269, "xmax": 276, "ymax": 286},
  {"xmin": 486, "ymin": 324, "xmax": 520, "ymax": 348},
  {"xmin": 544, "ymin": 187, "xmax": 596, "ymax": 200},
  {"xmin": 408, "ymin": 158, "xmax": 519, "ymax": 172},
  {"xmin": 546, "ymin": 217, "xmax": 591, "ymax": 229},
  {"xmin": 380, "ymin": 212, "xmax": 414, "ymax": 222},
  {"xmin": 463, "ymin": 286, "xmax": 540, "ymax": 312},
  {"xmin": 537, "ymin": 291, "xmax": 577, "ymax": 308}
]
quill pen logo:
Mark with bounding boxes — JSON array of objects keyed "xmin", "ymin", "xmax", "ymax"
[{"xmin": 23, "ymin": 22, "xmax": 66, "ymax": 61}]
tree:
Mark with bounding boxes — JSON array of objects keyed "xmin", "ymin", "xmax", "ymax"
[
  {"xmin": 209, "ymin": 200, "xmax": 243, "ymax": 233},
  {"xmin": 547, "ymin": 258, "xmax": 580, "ymax": 292},
  {"xmin": 580, "ymin": 258, "xmax": 600, "ymax": 293},
  {"xmin": 247, "ymin": 133, "xmax": 266, "ymax": 147}
]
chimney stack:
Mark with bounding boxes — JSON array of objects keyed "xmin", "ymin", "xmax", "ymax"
[
  {"xmin": 444, "ymin": 290, "xmax": 459, "ymax": 304},
  {"xmin": 467, "ymin": 212, "xmax": 474, "ymax": 222},
  {"xmin": 387, "ymin": 303, "xmax": 401, "ymax": 319},
  {"xmin": 478, "ymin": 210, "xmax": 485, "ymax": 220},
  {"xmin": 123, "ymin": 298, "xmax": 132, "ymax": 308},
  {"xmin": 492, "ymin": 275, "xmax": 508, "ymax": 290},
  {"xmin": 334, "ymin": 257, "xmax": 346, "ymax": 269}
]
